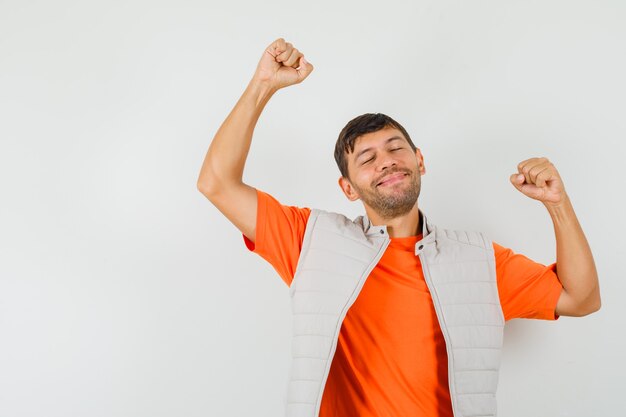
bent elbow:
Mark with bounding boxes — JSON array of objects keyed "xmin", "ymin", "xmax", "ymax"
[
  {"xmin": 197, "ymin": 179, "xmax": 214, "ymax": 196},
  {"xmin": 197, "ymin": 173, "xmax": 221, "ymax": 197},
  {"xmin": 588, "ymin": 297, "xmax": 602, "ymax": 315},
  {"xmin": 588, "ymin": 286, "xmax": 602, "ymax": 315},
  {"xmin": 579, "ymin": 283, "xmax": 602, "ymax": 316},
  {"xmin": 579, "ymin": 295, "xmax": 602, "ymax": 317}
]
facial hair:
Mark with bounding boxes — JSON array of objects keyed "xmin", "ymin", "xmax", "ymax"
[{"xmin": 352, "ymin": 167, "xmax": 421, "ymax": 220}]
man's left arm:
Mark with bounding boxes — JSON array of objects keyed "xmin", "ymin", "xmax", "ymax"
[{"xmin": 510, "ymin": 157, "xmax": 601, "ymax": 317}]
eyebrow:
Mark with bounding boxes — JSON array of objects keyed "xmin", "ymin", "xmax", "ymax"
[{"xmin": 354, "ymin": 136, "xmax": 404, "ymax": 161}]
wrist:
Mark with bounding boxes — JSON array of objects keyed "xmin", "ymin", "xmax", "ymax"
[
  {"xmin": 246, "ymin": 78, "xmax": 278, "ymax": 104},
  {"xmin": 544, "ymin": 193, "xmax": 575, "ymax": 223}
]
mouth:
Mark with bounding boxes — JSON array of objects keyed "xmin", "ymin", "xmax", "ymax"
[{"xmin": 376, "ymin": 172, "xmax": 408, "ymax": 187}]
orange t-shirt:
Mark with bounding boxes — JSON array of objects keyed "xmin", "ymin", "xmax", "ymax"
[{"xmin": 242, "ymin": 189, "xmax": 563, "ymax": 417}]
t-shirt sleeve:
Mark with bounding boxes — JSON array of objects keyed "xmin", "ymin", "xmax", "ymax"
[
  {"xmin": 494, "ymin": 241, "xmax": 564, "ymax": 321},
  {"xmin": 242, "ymin": 188, "xmax": 311, "ymax": 287}
]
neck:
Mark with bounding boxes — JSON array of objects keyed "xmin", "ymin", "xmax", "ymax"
[{"xmin": 366, "ymin": 204, "xmax": 422, "ymax": 238}]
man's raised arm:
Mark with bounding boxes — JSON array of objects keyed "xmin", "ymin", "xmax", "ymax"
[
  {"xmin": 510, "ymin": 157, "xmax": 601, "ymax": 317},
  {"xmin": 196, "ymin": 38, "xmax": 313, "ymax": 243}
]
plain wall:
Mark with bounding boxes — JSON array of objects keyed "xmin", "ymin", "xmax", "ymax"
[{"xmin": 1, "ymin": 0, "xmax": 624, "ymax": 416}]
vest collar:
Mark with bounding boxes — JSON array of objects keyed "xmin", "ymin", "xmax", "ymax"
[{"xmin": 361, "ymin": 208, "xmax": 434, "ymax": 238}]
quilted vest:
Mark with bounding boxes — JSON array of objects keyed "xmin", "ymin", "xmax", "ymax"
[{"xmin": 285, "ymin": 208, "xmax": 505, "ymax": 417}]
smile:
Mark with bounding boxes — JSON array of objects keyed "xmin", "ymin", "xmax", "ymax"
[{"xmin": 377, "ymin": 173, "xmax": 408, "ymax": 187}]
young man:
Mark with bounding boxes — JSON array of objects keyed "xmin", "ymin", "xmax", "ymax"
[{"xmin": 197, "ymin": 38, "xmax": 601, "ymax": 417}]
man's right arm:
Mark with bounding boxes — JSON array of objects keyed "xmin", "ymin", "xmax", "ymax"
[{"xmin": 196, "ymin": 38, "xmax": 313, "ymax": 243}]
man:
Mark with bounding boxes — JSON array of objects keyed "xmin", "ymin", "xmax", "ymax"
[{"xmin": 197, "ymin": 38, "xmax": 601, "ymax": 417}]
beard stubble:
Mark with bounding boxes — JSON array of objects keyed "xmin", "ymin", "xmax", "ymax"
[{"xmin": 352, "ymin": 168, "xmax": 421, "ymax": 220}]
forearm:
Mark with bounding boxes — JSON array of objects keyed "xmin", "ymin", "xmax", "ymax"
[
  {"xmin": 197, "ymin": 78, "xmax": 276, "ymax": 193},
  {"xmin": 545, "ymin": 194, "xmax": 601, "ymax": 312}
]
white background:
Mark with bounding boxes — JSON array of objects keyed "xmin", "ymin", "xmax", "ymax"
[{"xmin": 1, "ymin": 0, "xmax": 624, "ymax": 416}]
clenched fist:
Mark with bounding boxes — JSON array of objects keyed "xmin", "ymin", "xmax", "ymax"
[
  {"xmin": 252, "ymin": 38, "xmax": 314, "ymax": 91},
  {"xmin": 510, "ymin": 157, "xmax": 568, "ymax": 207}
]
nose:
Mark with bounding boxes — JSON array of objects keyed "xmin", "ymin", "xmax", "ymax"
[{"xmin": 376, "ymin": 151, "xmax": 397, "ymax": 172}]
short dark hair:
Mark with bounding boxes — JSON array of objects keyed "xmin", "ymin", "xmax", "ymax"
[{"xmin": 334, "ymin": 113, "xmax": 417, "ymax": 179}]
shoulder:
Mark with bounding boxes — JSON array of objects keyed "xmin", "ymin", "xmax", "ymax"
[
  {"xmin": 305, "ymin": 208, "xmax": 370, "ymax": 239},
  {"xmin": 431, "ymin": 222, "xmax": 494, "ymax": 252},
  {"xmin": 255, "ymin": 188, "xmax": 312, "ymax": 221},
  {"xmin": 308, "ymin": 208, "xmax": 357, "ymax": 223}
]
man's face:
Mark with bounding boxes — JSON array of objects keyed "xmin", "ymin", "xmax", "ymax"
[{"xmin": 338, "ymin": 127, "xmax": 426, "ymax": 220}]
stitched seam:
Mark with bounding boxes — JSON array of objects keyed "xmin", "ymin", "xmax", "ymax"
[
  {"xmin": 441, "ymin": 232, "xmax": 487, "ymax": 249},
  {"xmin": 314, "ymin": 226, "xmax": 375, "ymax": 249}
]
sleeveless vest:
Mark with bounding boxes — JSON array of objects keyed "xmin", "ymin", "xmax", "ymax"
[{"xmin": 285, "ymin": 208, "xmax": 505, "ymax": 417}]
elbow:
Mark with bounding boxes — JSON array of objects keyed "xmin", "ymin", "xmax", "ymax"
[
  {"xmin": 197, "ymin": 178, "xmax": 215, "ymax": 196},
  {"xmin": 197, "ymin": 174, "xmax": 239, "ymax": 199},
  {"xmin": 558, "ymin": 286, "xmax": 602, "ymax": 317},
  {"xmin": 197, "ymin": 162, "xmax": 239, "ymax": 197},
  {"xmin": 578, "ymin": 292, "xmax": 602, "ymax": 317},
  {"xmin": 587, "ymin": 284, "xmax": 602, "ymax": 315},
  {"xmin": 197, "ymin": 180, "xmax": 223, "ymax": 200},
  {"xmin": 197, "ymin": 157, "xmax": 221, "ymax": 196},
  {"xmin": 197, "ymin": 170, "xmax": 221, "ymax": 197},
  {"xmin": 578, "ymin": 303, "xmax": 601, "ymax": 317},
  {"xmin": 587, "ymin": 296, "xmax": 602, "ymax": 315}
]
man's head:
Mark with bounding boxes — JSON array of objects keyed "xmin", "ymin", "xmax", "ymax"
[{"xmin": 334, "ymin": 113, "xmax": 426, "ymax": 220}]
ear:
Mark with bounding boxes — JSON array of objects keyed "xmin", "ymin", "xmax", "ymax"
[
  {"xmin": 338, "ymin": 176, "xmax": 360, "ymax": 201},
  {"xmin": 415, "ymin": 148, "xmax": 426, "ymax": 175}
]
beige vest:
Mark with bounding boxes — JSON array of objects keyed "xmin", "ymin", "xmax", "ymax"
[{"xmin": 285, "ymin": 208, "xmax": 504, "ymax": 417}]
